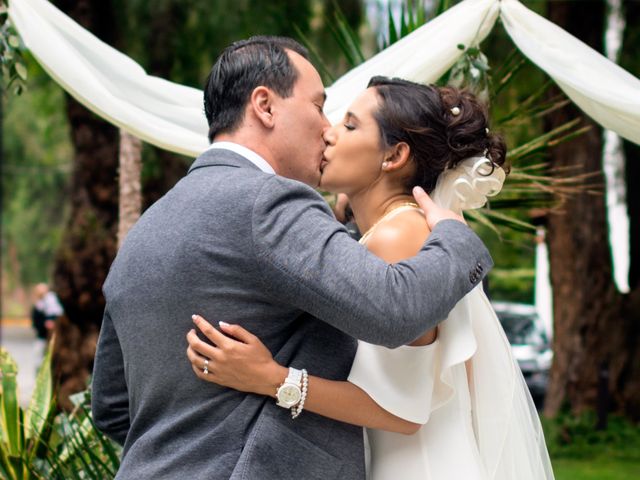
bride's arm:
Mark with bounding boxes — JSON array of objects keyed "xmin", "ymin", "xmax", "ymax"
[{"xmin": 187, "ymin": 316, "xmax": 421, "ymax": 435}]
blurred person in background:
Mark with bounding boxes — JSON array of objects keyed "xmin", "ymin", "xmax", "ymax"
[{"xmin": 31, "ymin": 282, "xmax": 63, "ymax": 358}]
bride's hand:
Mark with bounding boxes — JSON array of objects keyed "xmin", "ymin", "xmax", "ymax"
[{"xmin": 186, "ymin": 315, "xmax": 287, "ymax": 396}]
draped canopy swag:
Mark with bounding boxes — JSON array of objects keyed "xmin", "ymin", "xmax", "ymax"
[{"xmin": 8, "ymin": 0, "xmax": 640, "ymax": 158}]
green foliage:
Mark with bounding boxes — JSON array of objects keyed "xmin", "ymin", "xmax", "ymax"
[
  {"xmin": 325, "ymin": 3, "xmax": 366, "ymax": 70},
  {"xmin": 543, "ymin": 411, "xmax": 640, "ymax": 480},
  {"xmin": 0, "ymin": 346, "xmax": 121, "ymax": 479},
  {"xmin": 115, "ymin": 0, "xmax": 317, "ymax": 87},
  {"xmin": 2, "ymin": 55, "xmax": 71, "ymax": 292},
  {"xmin": 553, "ymin": 457, "xmax": 640, "ymax": 480},
  {"xmin": 542, "ymin": 411, "xmax": 640, "ymax": 462},
  {"xmin": 0, "ymin": 0, "xmax": 27, "ymax": 95},
  {"xmin": 380, "ymin": 0, "xmax": 436, "ymax": 49},
  {"xmin": 1, "ymin": 344, "xmax": 56, "ymax": 478},
  {"xmin": 441, "ymin": 44, "xmax": 491, "ymax": 103},
  {"xmin": 294, "ymin": 0, "xmax": 366, "ymax": 83}
]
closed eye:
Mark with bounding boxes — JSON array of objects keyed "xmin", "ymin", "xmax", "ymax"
[{"xmin": 344, "ymin": 123, "xmax": 355, "ymax": 131}]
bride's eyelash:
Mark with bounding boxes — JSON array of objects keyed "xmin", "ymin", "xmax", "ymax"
[{"xmin": 344, "ymin": 124, "xmax": 355, "ymax": 131}]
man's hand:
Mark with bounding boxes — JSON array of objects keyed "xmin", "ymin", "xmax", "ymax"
[
  {"xmin": 412, "ymin": 186, "xmax": 465, "ymax": 229},
  {"xmin": 332, "ymin": 193, "xmax": 350, "ymax": 224}
]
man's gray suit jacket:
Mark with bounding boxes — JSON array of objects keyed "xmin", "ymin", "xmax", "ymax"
[{"xmin": 92, "ymin": 148, "xmax": 492, "ymax": 479}]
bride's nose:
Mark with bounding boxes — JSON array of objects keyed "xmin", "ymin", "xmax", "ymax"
[{"xmin": 323, "ymin": 125, "xmax": 338, "ymax": 146}]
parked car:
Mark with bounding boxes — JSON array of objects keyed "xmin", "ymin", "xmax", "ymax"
[{"xmin": 491, "ymin": 302, "xmax": 553, "ymax": 407}]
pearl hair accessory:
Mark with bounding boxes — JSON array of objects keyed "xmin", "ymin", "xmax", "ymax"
[{"xmin": 450, "ymin": 106, "xmax": 461, "ymax": 116}]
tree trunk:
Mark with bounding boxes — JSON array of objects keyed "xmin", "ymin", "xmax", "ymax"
[
  {"xmin": 622, "ymin": 0, "xmax": 640, "ymax": 292},
  {"xmin": 543, "ymin": 0, "xmax": 639, "ymax": 421},
  {"xmin": 618, "ymin": 0, "xmax": 640, "ymax": 419},
  {"xmin": 51, "ymin": 0, "xmax": 119, "ymax": 410},
  {"xmin": 118, "ymin": 130, "xmax": 142, "ymax": 247}
]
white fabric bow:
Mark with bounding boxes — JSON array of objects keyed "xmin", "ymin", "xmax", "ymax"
[{"xmin": 432, "ymin": 156, "xmax": 506, "ymax": 212}]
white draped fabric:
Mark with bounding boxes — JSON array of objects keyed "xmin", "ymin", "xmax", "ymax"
[
  {"xmin": 9, "ymin": 0, "xmax": 207, "ymax": 156},
  {"xmin": 10, "ymin": 0, "xmax": 640, "ymax": 157}
]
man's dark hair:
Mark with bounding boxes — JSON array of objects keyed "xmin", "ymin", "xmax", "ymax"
[{"xmin": 203, "ymin": 36, "xmax": 309, "ymax": 142}]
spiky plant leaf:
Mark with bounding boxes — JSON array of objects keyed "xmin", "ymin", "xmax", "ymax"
[
  {"xmin": 465, "ymin": 208, "xmax": 502, "ymax": 238},
  {"xmin": 0, "ymin": 349, "xmax": 23, "ymax": 458},
  {"xmin": 332, "ymin": 5, "xmax": 365, "ymax": 65},
  {"xmin": 386, "ymin": 3, "xmax": 398, "ymax": 46},
  {"xmin": 25, "ymin": 337, "xmax": 54, "ymax": 442},
  {"xmin": 435, "ymin": 0, "xmax": 452, "ymax": 17}
]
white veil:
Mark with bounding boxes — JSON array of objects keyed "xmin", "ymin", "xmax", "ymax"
[{"xmin": 431, "ymin": 157, "xmax": 555, "ymax": 480}]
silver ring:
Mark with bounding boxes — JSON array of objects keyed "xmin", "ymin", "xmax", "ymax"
[{"xmin": 203, "ymin": 359, "xmax": 209, "ymax": 375}]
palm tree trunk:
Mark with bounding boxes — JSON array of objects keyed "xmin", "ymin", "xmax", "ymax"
[{"xmin": 118, "ymin": 130, "xmax": 142, "ymax": 247}]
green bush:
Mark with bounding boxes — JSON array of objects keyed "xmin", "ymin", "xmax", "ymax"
[
  {"xmin": 0, "ymin": 343, "xmax": 121, "ymax": 479},
  {"xmin": 542, "ymin": 410, "xmax": 640, "ymax": 462}
]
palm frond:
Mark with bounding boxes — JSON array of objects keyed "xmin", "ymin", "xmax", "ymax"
[
  {"xmin": 508, "ymin": 120, "xmax": 591, "ymax": 162},
  {"xmin": 327, "ymin": 6, "xmax": 365, "ymax": 68}
]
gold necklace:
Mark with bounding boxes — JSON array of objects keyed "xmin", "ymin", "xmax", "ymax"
[{"xmin": 359, "ymin": 202, "xmax": 420, "ymax": 244}]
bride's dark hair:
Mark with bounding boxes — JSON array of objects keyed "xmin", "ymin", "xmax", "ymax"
[{"xmin": 367, "ymin": 76, "xmax": 508, "ymax": 193}]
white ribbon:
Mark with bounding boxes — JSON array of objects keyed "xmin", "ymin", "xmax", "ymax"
[{"xmin": 433, "ymin": 156, "xmax": 506, "ymax": 213}]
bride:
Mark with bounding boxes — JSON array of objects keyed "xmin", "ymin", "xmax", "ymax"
[{"xmin": 186, "ymin": 77, "xmax": 554, "ymax": 480}]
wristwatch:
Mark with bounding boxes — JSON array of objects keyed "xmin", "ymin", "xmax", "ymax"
[{"xmin": 276, "ymin": 367, "xmax": 303, "ymax": 409}]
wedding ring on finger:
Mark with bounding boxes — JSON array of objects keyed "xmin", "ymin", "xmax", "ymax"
[{"xmin": 203, "ymin": 359, "xmax": 209, "ymax": 375}]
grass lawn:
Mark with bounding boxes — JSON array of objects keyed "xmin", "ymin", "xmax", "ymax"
[
  {"xmin": 553, "ymin": 457, "xmax": 640, "ymax": 480},
  {"xmin": 543, "ymin": 412, "xmax": 640, "ymax": 480}
]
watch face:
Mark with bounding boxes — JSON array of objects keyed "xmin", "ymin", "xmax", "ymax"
[{"xmin": 278, "ymin": 384, "xmax": 301, "ymax": 406}]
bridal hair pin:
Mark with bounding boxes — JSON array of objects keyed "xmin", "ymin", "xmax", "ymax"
[{"xmin": 450, "ymin": 106, "xmax": 461, "ymax": 116}]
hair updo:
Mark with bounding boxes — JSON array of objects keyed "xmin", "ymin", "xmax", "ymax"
[{"xmin": 367, "ymin": 76, "xmax": 508, "ymax": 193}]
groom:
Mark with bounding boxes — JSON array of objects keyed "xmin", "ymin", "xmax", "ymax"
[{"xmin": 92, "ymin": 36, "xmax": 492, "ymax": 479}]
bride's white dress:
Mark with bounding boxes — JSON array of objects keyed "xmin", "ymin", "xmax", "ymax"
[{"xmin": 348, "ymin": 158, "xmax": 554, "ymax": 480}]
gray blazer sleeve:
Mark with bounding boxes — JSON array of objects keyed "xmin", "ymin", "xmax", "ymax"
[
  {"xmin": 91, "ymin": 310, "xmax": 130, "ymax": 445},
  {"xmin": 252, "ymin": 175, "xmax": 493, "ymax": 348}
]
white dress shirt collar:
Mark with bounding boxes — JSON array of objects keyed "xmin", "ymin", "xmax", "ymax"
[{"xmin": 207, "ymin": 141, "xmax": 275, "ymax": 175}]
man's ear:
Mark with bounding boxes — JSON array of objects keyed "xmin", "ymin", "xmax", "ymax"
[
  {"xmin": 250, "ymin": 86, "xmax": 275, "ymax": 128},
  {"xmin": 382, "ymin": 142, "xmax": 411, "ymax": 172}
]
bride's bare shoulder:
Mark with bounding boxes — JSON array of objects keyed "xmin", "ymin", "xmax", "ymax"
[{"xmin": 366, "ymin": 210, "xmax": 430, "ymax": 263}]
